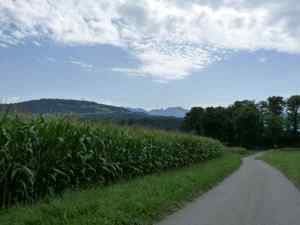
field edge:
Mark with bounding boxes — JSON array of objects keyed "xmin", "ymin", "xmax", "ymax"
[{"xmin": 0, "ymin": 153, "xmax": 242, "ymax": 225}]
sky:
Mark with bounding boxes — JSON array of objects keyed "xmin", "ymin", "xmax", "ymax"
[{"xmin": 0, "ymin": 0, "xmax": 299, "ymax": 109}]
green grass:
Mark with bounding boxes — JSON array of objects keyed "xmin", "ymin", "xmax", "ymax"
[
  {"xmin": 261, "ymin": 149, "xmax": 300, "ymax": 188},
  {"xmin": 0, "ymin": 153, "xmax": 241, "ymax": 225},
  {"xmin": 225, "ymin": 146, "xmax": 255, "ymax": 156}
]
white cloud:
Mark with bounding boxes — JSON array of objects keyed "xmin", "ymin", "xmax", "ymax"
[{"xmin": 0, "ymin": 0, "xmax": 299, "ymax": 80}]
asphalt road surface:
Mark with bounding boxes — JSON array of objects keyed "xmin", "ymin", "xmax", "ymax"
[{"xmin": 157, "ymin": 153, "xmax": 300, "ymax": 225}]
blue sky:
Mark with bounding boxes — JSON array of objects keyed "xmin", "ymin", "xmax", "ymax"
[{"xmin": 1, "ymin": 0, "xmax": 299, "ymax": 109}]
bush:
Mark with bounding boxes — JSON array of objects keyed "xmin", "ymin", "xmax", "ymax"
[{"xmin": 0, "ymin": 115, "xmax": 224, "ymax": 207}]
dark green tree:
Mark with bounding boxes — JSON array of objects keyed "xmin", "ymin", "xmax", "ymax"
[
  {"xmin": 267, "ymin": 96, "xmax": 285, "ymax": 116},
  {"xmin": 287, "ymin": 95, "xmax": 300, "ymax": 136},
  {"xmin": 182, "ymin": 95, "xmax": 300, "ymax": 148},
  {"xmin": 202, "ymin": 107, "xmax": 232, "ymax": 143},
  {"xmin": 230, "ymin": 101, "xmax": 263, "ymax": 147},
  {"xmin": 181, "ymin": 107, "xmax": 205, "ymax": 135},
  {"xmin": 264, "ymin": 115, "xmax": 285, "ymax": 147},
  {"xmin": 262, "ymin": 96, "xmax": 286, "ymax": 147}
]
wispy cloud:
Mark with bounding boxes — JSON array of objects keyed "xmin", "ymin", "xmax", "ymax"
[
  {"xmin": 46, "ymin": 57, "xmax": 56, "ymax": 62},
  {"xmin": 259, "ymin": 57, "xmax": 268, "ymax": 63},
  {"xmin": 0, "ymin": 43, "xmax": 8, "ymax": 48},
  {"xmin": 32, "ymin": 41, "xmax": 41, "ymax": 47},
  {"xmin": 42, "ymin": 56, "xmax": 94, "ymax": 72},
  {"xmin": 65, "ymin": 58, "xmax": 94, "ymax": 72},
  {"xmin": 0, "ymin": 0, "xmax": 299, "ymax": 80}
]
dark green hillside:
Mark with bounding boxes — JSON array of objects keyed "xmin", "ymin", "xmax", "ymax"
[
  {"xmin": 83, "ymin": 112, "xmax": 183, "ymax": 130},
  {"xmin": 0, "ymin": 99, "xmax": 184, "ymax": 131},
  {"xmin": 0, "ymin": 99, "xmax": 129, "ymax": 114}
]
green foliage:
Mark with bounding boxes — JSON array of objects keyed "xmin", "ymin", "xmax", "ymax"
[
  {"xmin": 182, "ymin": 107, "xmax": 205, "ymax": 134},
  {"xmin": 202, "ymin": 107, "xmax": 231, "ymax": 142},
  {"xmin": 226, "ymin": 147, "xmax": 252, "ymax": 156},
  {"xmin": 287, "ymin": 95, "xmax": 300, "ymax": 136},
  {"xmin": 0, "ymin": 99, "xmax": 129, "ymax": 114},
  {"xmin": 266, "ymin": 96, "xmax": 285, "ymax": 116},
  {"xmin": 183, "ymin": 101, "xmax": 263, "ymax": 147},
  {"xmin": 183, "ymin": 107, "xmax": 233, "ymax": 143},
  {"xmin": 83, "ymin": 112, "xmax": 183, "ymax": 131},
  {"xmin": 230, "ymin": 101, "xmax": 263, "ymax": 147},
  {"xmin": 258, "ymin": 96, "xmax": 286, "ymax": 147},
  {"xmin": 261, "ymin": 150, "xmax": 300, "ymax": 188},
  {"xmin": 0, "ymin": 153, "xmax": 241, "ymax": 225},
  {"xmin": 264, "ymin": 114, "xmax": 285, "ymax": 146},
  {"xmin": 183, "ymin": 95, "xmax": 300, "ymax": 148},
  {"xmin": 0, "ymin": 114, "xmax": 223, "ymax": 208}
]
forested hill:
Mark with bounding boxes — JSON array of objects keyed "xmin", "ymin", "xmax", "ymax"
[
  {"xmin": 0, "ymin": 99, "xmax": 183, "ymax": 131},
  {"xmin": 0, "ymin": 99, "xmax": 130, "ymax": 114}
]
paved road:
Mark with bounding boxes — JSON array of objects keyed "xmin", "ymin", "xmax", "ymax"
[{"xmin": 157, "ymin": 153, "xmax": 300, "ymax": 225}]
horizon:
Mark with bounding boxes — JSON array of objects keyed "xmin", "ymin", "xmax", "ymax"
[
  {"xmin": 1, "ymin": 0, "xmax": 300, "ymax": 109},
  {"xmin": 0, "ymin": 95, "xmax": 296, "ymax": 112}
]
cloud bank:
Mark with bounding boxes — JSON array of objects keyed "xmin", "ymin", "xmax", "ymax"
[{"xmin": 0, "ymin": 0, "xmax": 299, "ymax": 80}]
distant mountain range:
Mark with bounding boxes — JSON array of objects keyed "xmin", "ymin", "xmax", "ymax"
[
  {"xmin": 0, "ymin": 99, "xmax": 186, "ymax": 131},
  {"xmin": 127, "ymin": 107, "xmax": 188, "ymax": 118},
  {"xmin": 126, "ymin": 107, "xmax": 148, "ymax": 114},
  {"xmin": 148, "ymin": 107, "xmax": 188, "ymax": 118},
  {"xmin": 0, "ymin": 99, "xmax": 188, "ymax": 118}
]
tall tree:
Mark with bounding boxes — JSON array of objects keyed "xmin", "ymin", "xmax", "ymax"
[
  {"xmin": 267, "ymin": 96, "xmax": 285, "ymax": 116},
  {"xmin": 182, "ymin": 107, "xmax": 205, "ymax": 135},
  {"xmin": 202, "ymin": 107, "xmax": 232, "ymax": 143},
  {"xmin": 287, "ymin": 95, "xmax": 300, "ymax": 136},
  {"xmin": 230, "ymin": 101, "xmax": 263, "ymax": 147},
  {"xmin": 261, "ymin": 96, "xmax": 286, "ymax": 147}
]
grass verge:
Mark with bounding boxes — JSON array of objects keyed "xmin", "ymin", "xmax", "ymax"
[
  {"xmin": 260, "ymin": 148, "xmax": 300, "ymax": 188},
  {"xmin": 225, "ymin": 146, "xmax": 256, "ymax": 156},
  {"xmin": 0, "ymin": 153, "xmax": 241, "ymax": 225}
]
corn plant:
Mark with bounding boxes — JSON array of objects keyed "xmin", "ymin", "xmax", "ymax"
[{"xmin": 0, "ymin": 114, "xmax": 224, "ymax": 208}]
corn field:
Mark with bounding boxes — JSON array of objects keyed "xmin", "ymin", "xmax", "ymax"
[{"xmin": 0, "ymin": 114, "xmax": 223, "ymax": 208}]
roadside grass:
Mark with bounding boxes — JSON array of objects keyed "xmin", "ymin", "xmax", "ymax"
[
  {"xmin": 225, "ymin": 146, "xmax": 256, "ymax": 156},
  {"xmin": 0, "ymin": 153, "xmax": 242, "ymax": 225},
  {"xmin": 260, "ymin": 149, "xmax": 300, "ymax": 188}
]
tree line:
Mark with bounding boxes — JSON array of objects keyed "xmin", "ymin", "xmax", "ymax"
[{"xmin": 182, "ymin": 96, "xmax": 300, "ymax": 148}]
